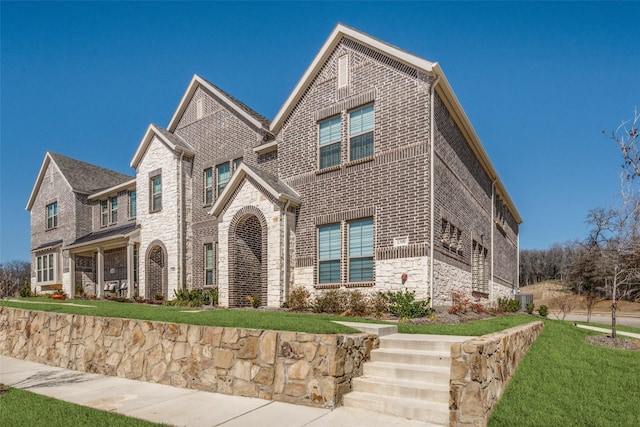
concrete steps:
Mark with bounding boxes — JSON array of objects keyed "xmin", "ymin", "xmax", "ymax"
[{"xmin": 344, "ymin": 333, "xmax": 467, "ymax": 425}]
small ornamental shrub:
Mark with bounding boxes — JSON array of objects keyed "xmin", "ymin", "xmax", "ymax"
[
  {"xmin": 154, "ymin": 292, "xmax": 165, "ymax": 301},
  {"xmin": 285, "ymin": 286, "xmax": 311, "ymax": 311},
  {"xmin": 370, "ymin": 292, "xmax": 389, "ymax": 317},
  {"xmin": 202, "ymin": 288, "xmax": 218, "ymax": 306},
  {"xmin": 312, "ymin": 289, "xmax": 348, "ymax": 314},
  {"xmin": 448, "ymin": 291, "xmax": 484, "ymax": 314},
  {"xmin": 246, "ymin": 295, "xmax": 262, "ymax": 309},
  {"xmin": 381, "ymin": 289, "xmax": 433, "ymax": 319},
  {"xmin": 171, "ymin": 288, "xmax": 204, "ymax": 307},
  {"xmin": 525, "ymin": 302, "xmax": 535, "ymax": 315},
  {"xmin": 538, "ymin": 304, "xmax": 549, "ymax": 317},
  {"xmin": 498, "ymin": 297, "xmax": 521, "ymax": 312},
  {"xmin": 18, "ymin": 280, "xmax": 31, "ymax": 298},
  {"xmin": 347, "ymin": 290, "xmax": 370, "ymax": 317}
]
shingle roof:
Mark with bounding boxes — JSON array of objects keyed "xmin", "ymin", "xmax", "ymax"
[
  {"xmin": 69, "ymin": 222, "xmax": 138, "ymax": 247},
  {"xmin": 34, "ymin": 239, "xmax": 63, "ymax": 251},
  {"xmin": 244, "ymin": 163, "xmax": 300, "ymax": 201},
  {"xmin": 198, "ymin": 76, "xmax": 271, "ymax": 128},
  {"xmin": 49, "ymin": 152, "xmax": 134, "ymax": 194},
  {"xmin": 152, "ymin": 125, "xmax": 195, "ymax": 153}
]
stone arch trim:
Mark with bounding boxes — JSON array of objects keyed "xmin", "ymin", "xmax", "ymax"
[
  {"xmin": 145, "ymin": 240, "xmax": 168, "ymax": 300},
  {"xmin": 228, "ymin": 206, "xmax": 268, "ymax": 308}
]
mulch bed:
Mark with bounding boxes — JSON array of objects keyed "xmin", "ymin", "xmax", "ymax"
[{"xmin": 585, "ymin": 335, "xmax": 640, "ymax": 351}]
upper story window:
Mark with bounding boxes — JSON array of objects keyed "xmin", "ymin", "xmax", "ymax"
[
  {"xmin": 349, "ymin": 104, "xmax": 374, "ymax": 161},
  {"xmin": 151, "ymin": 175, "xmax": 162, "ymax": 212},
  {"xmin": 319, "ymin": 116, "xmax": 341, "ymax": 169},
  {"xmin": 46, "ymin": 202, "xmax": 58, "ymax": 230},
  {"xmin": 129, "ymin": 190, "xmax": 137, "ymax": 218},
  {"xmin": 110, "ymin": 197, "xmax": 118, "ymax": 224},
  {"xmin": 216, "ymin": 163, "xmax": 230, "ymax": 197},
  {"xmin": 101, "ymin": 200, "xmax": 109, "ymax": 227},
  {"xmin": 36, "ymin": 253, "xmax": 55, "ymax": 283},
  {"xmin": 204, "ymin": 168, "xmax": 213, "ymax": 205}
]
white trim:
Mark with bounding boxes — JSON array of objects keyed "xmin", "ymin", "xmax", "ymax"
[
  {"xmin": 26, "ymin": 153, "xmax": 73, "ymax": 211},
  {"xmin": 130, "ymin": 124, "xmax": 194, "ymax": 169},
  {"xmin": 253, "ymin": 140, "xmax": 278, "ymax": 155},
  {"xmin": 88, "ymin": 179, "xmax": 136, "ymax": 201}
]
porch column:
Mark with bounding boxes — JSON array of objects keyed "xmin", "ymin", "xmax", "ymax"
[
  {"xmin": 126, "ymin": 241, "xmax": 135, "ymax": 299},
  {"xmin": 96, "ymin": 247, "xmax": 104, "ymax": 298},
  {"xmin": 68, "ymin": 252, "xmax": 76, "ymax": 298}
]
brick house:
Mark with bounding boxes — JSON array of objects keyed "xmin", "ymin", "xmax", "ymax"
[{"xmin": 27, "ymin": 24, "xmax": 521, "ymax": 306}]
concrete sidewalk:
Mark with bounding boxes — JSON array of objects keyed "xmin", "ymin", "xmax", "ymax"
[
  {"xmin": 575, "ymin": 324, "xmax": 640, "ymax": 340},
  {"xmin": 0, "ymin": 355, "xmax": 435, "ymax": 427}
]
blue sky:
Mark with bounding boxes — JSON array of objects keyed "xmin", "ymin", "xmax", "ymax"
[{"xmin": 1, "ymin": 1, "xmax": 639, "ymax": 263}]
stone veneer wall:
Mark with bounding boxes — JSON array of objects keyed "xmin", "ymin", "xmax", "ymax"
[
  {"xmin": 449, "ymin": 321, "xmax": 544, "ymax": 426},
  {"xmin": 0, "ymin": 307, "xmax": 377, "ymax": 408}
]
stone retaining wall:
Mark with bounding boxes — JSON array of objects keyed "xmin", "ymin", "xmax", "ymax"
[
  {"xmin": 0, "ymin": 307, "xmax": 377, "ymax": 408},
  {"xmin": 449, "ymin": 321, "xmax": 544, "ymax": 426}
]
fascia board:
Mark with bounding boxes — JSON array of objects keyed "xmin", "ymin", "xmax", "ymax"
[
  {"xmin": 88, "ymin": 179, "xmax": 137, "ymax": 201},
  {"xmin": 130, "ymin": 124, "xmax": 194, "ymax": 169},
  {"xmin": 167, "ymin": 75, "xmax": 265, "ymax": 132},
  {"xmin": 433, "ymin": 64, "xmax": 522, "ymax": 224},
  {"xmin": 270, "ymin": 23, "xmax": 436, "ymax": 134}
]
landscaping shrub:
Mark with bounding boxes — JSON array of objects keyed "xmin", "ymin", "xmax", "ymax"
[
  {"xmin": 347, "ymin": 290, "xmax": 370, "ymax": 316},
  {"xmin": 370, "ymin": 292, "xmax": 389, "ymax": 317},
  {"xmin": 525, "ymin": 302, "xmax": 535, "ymax": 314},
  {"xmin": 448, "ymin": 290, "xmax": 484, "ymax": 314},
  {"xmin": 312, "ymin": 289, "xmax": 348, "ymax": 314},
  {"xmin": 381, "ymin": 289, "xmax": 433, "ymax": 319},
  {"xmin": 498, "ymin": 297, "xmax": 521, "ymax": 312},
  {"xmin": 18, "ymin": 280, "xmax": 31, "ymax": 298},
  {"xmin": 153, "ymin": 292, "xmax": 165, "ymax": 301},
  {"xmin": 538, "ymin": 304, "xmax": 549, "ymax": 317},
  {"xmin": 285, "ymin": 286, "xmax": 311, "ymax": 311},
  {"xmin": 202, "ymin": 288, "xmax": 218, "ymax": 306},
  {"xmin": 246, "ymin": 295, "xmax": 262, "ymax": 308},
  {"xmin": 170, "ymin": 288, "xmax": 203, "ymax": 307}
]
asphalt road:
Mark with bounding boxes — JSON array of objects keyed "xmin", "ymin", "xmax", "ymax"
[{"xmin": 550, "ymin": 313, "xmax": 640, "ymax": 328}]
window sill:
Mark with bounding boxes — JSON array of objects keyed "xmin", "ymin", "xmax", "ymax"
[
  {"xmin": 45, "ymin": 227, "xmax": 58, "ymax": 232},
  {"xmin": 315, "ymin": 165, "xmax": 341, "ymax": 175},
  {"xmin": 345, "ymin": 156, "xmax": 374, "ymax": 168},
  {"xmin": 314, "ymin": 283, "xmax": 341, "ymax": 289},
  {"xmin": 472, "ymin": 291, "xmax": 489, "ymax": 299},
  {"xmin": 345, "ymin": 281, "xmax": 375, "ymax": 288}
]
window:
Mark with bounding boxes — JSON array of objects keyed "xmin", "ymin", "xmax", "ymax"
[
  {"xmin": 233, "ymin": 158, "xmax": 243, "ymax": 171},
  {"xmin": 151, "ymin": 175, "xmax": 162, "ymax": 212},
  {"xmin": 348, "ymin": 218, "xmax": 374, "ymax": 282},
  {"xmin": 129, "ymin": 190, "xmax": 137, "ymax": 218},
  {"xmin": 349, "ymin": 105, "xmax": 374, "ymax": 161},
  {"xmin": 216, "ymin": 163, "xmax": 230, "ymax": 197},
  {"xmin": 472, "ymin": 241, "xmax": 488, "ymax": 293},
  {"xmin": 442, "ymin": 219, "xmax": 463, "ymax": 254},
  {"xmin": 204, "ymin": 243, "xmax": 215, "ymax": 286},
  {"xmin": 110, "ymin": 197, "xmax": 118, "ymax": 224},
  {"xmin": 46, "ymin": 202, "xmax": 58, "ymax": 230},
  {"xmin": 319, "ymin": 116, "xmax": 341, "ymax": 169},
  {"xmin": 204, "ymin": 168, "xmax": 213, "ymax": 204},
  {"xmin": 318, "ymin": 223, "xmax": 341, "ymax": 283},
  {"xmin": 36, "ymin": 253, "xmax": 55, "ymax": 283},
  {"xmin": 101, "ymin": 200, "xmax": 109, "ymax": 227}
]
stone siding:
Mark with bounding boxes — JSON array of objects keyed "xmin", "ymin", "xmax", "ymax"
[
  {"xmin": 0, "ymin": 307, "xmax": 377, "ymax": 408},
  {"xmin": 449, "ymin": 321, "xmax": 544, "ymax": 426}
]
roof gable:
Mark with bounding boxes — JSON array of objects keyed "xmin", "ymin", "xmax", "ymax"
[
  {"xmin": 130, "ymin": 124, "xmax": 195, "ymax": 169},
  {"xmin": 26, "ymin": 152, "xmax": 134, "ymax": 210},
  {"xmin": 209, "ymin": 163, "xmax": 300, "ymax": 217},
  {"xmin": 167, "ymin": 75, "xmax": 270, "ymax": 133}
]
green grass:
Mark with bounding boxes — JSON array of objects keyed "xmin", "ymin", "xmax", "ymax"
[
  {"xmin": 397, "ymin": 314, "xmax": 537, "ymax": 335},
  {"xmin": 0, "ymin": 298, "xmax": 377, "ymax": 334},
  {"xmin": 488, "ymin": 319, "xmax": 640, "ymax": 427},
  {"xmin": 0, "ymin": 386, "xmax": 164, "ymax": 427}
]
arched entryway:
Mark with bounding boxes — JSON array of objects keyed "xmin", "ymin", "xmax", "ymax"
[
  {"xmin": 146, "ymin": 242, "xmax": 167, "ymax": 299},
  {"xmin": 229, "ymin": 207, "xmax": 267, "ymax": 308}
]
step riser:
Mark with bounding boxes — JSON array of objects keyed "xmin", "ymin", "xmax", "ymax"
[
  {"xmin": 371, "ymin": 351, "xmax": 451, "ymax": 367},
  {"xmin": 352, "ymin": 378, "xmax": 449, "ymax": 401},
  {"xmin": 363, "ymin": 364, "xmax": 451, "ymax": 382},
  {"xmin": 380, "ymin": 339, "xmax": 456, "ymax": 352},
  {"xmin": 343, "ymin": 394, "xmax": 449, "ymax": 425}
]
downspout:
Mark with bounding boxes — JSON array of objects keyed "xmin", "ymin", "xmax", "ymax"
[
  {"xmin": 283, "ymin": 200, "xmax": 291, "ymax": 306},
  {"xmin": 491, "ymin": 180, "xmax": 497, "ymax": 300},
  {"xmin": 429, "ymin": 73, "xmax": 441, "ymax": 308},
  {"xmin": 178, "ymin": 151, "xmax": 185, "ymax": 290}
]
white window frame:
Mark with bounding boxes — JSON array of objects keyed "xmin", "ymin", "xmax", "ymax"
[
  {"xmin": 204, "ymin": 243, "xmax": 215, "ymax": 286},
  {"xmin": 110, "ymin": 197, "xmax": 118, "ymax": 224},
  {"xmin": 151, "ymin": 175, "xmax": 162, "ymax": 212},
  {"xmin": 348, "ymin": 104, "xmax": 375, "ymax": 162},
  {"xmin": 128, "ymin": 190, "xmax": 137, "ymax": 219},
  {"xmin": 318, "ymin": 116, "xmax": 341, "ymax": 169},
  {"xmin": 204, "ymin": 168, "xmax": 213, "ymax": 205},
  {"xmin": 101, "ymin": 200, "xmax": 109, "ymax": 227},
  {"xmin": 46, "ymin": 202, "xmax": 58, "ymax": 230},
  {"xmin": 36, "ymin": 253, "xmax": 56, "ymax": 283}
]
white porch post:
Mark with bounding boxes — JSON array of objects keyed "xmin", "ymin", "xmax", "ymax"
[
  {"xmin": 96, "ymin": 247, "xmax": 104, "ymax": 298},
  {"xmin": 126, "ymin": 241, "xmax": 135, "ymax": 299},
  {"xmin": 69, "ymin": 252, "xmax": 76, "ymax": 298}
]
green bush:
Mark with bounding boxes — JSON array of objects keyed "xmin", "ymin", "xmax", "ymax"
[
  {"xmin": 312, "ymin": 289, "xmax": 348, "ymax": 314},
  {"xmin": 170, "ymin": 288, "xmax": 202, "ymax": 307},
  {"xmin": 538, "ymin": 304, "xmax": 549, "ymax": 317},
  {"xmin": 202, "ymin": 288, "xmax": 218, "ymax": 306},
  {"xmin": 370, "ymin": 292, "xmax": 389, "ymax": 317},
  {"xmin": 246, "ymin": 295, "xmax": 261, "ymax": 309},
  {"xmin": 347, "ymin": 290, "xmax": 370, "ymax": 316},
  {"xmin": 285, "ymin": 286, "xmax": 311, "ymax": 311},
  {"xmin": 18, "ymin": 280, "xmax": 32, "ymax": 298},
  {"xmin": 498, "ymin": 297, "xmax": 521, "ymax": 312},
  {"xmin": 381, "ymin": 289, "xmax": 433, "ymax": 319},
  {"xmin": 525, "ymin": 302, "xmax": 535, "ymax": 315}
]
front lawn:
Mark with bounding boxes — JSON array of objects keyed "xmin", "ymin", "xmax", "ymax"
[
  {"xmin": 0, "ymin": 386, "xmax": 164, "ymax": 427},
  {"xmin": 0, "ymin": 298, "xmax": 373, "ymax": 334}
]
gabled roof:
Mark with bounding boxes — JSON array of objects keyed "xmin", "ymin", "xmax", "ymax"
[
  {"xmin": 66, "ymin": 222, "xmax": 139, "ymax": 249},
  {"xmin": 167, "ymin": 74, "xmax": 270, "ymax": 133},
  {"xmin": 26, "ymin": 152, "xmax": 134, "ymax": 211},
  {"xmin": 267, "ymin": 23, "xmax": 522, "ymax": 224},
  {"xmin": 209, "ymin": 163, "xmax": 301, "ymax": 217},
  {"xmin": 130, "ymin": 124, "xmax": 195, "ymax": 169}
]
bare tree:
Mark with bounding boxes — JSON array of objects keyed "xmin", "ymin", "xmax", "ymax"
[
  {"xmin": 605, "ymin": 108, "xmax": 640, "ymax": 182},
  {"xmin": 0, "ymin": 260, "xmax": 31, "ymax": 298}
]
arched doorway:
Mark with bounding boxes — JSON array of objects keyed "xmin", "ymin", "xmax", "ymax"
[
  {"xmin": 229, "ymin": 208, "xmax": 267, "ymax": 308},
  {"xmin": 146, "ymin": 243, "xmax": 167, "ymax": 299}
]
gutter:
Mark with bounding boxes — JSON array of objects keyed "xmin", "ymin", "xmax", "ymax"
[
  {"xmin": 283, "ymin": 200, "xmax": 291, "ymax": 305},
  {"xmin": 178, "ymin": 151, "xmax": 185, "ymax": 290},
  {"xmin": 429, "ymin": 72, "xmax": 441, "ymax": 307}
]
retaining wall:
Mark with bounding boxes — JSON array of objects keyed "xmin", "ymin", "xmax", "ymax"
[
  {"xmin": 449, "ymin": 321, "xmax": 544, "ymax": 426},
  {"xmin": 0, "ymin": 307, "xmax": 377, "ymax": 408}
]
